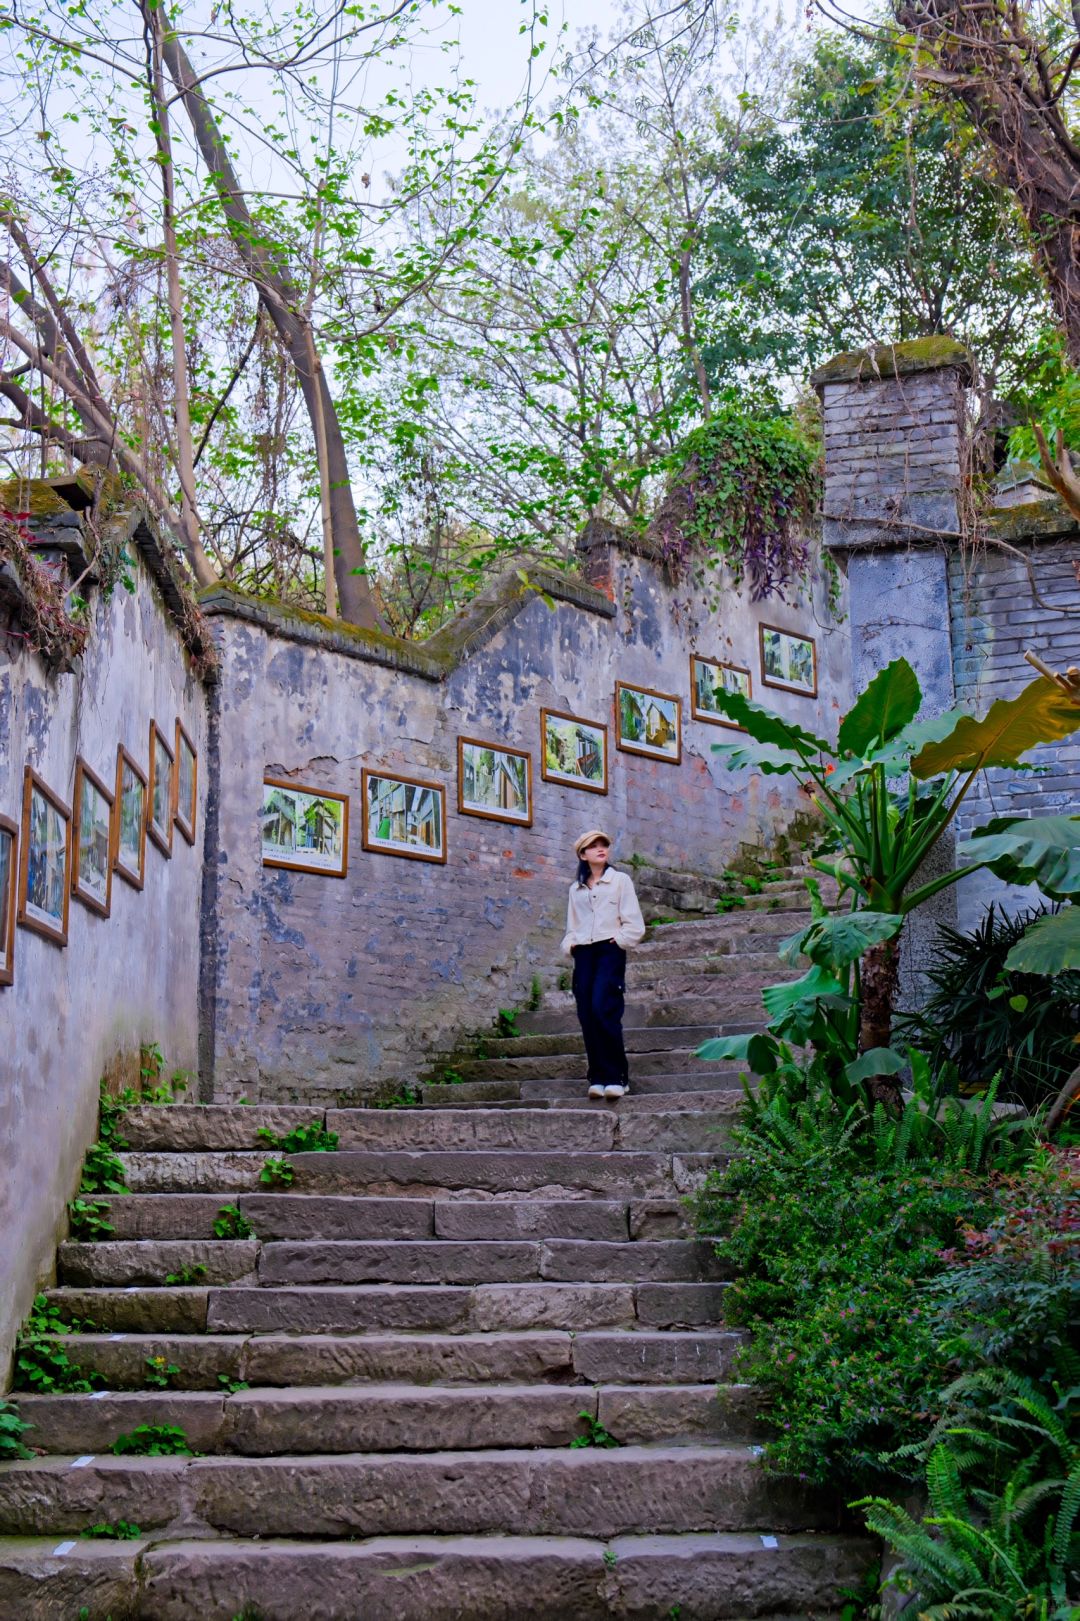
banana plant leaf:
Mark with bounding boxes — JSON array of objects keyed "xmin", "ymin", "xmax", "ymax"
[
  {"xmin": 699, "ymin": 688, "xmax": 831, "ymax": 755},
  {"xmin": 1004, "ymin": 907, "xmax": 1080, "ymax": 975},
  {"xmin": 762, "ymin": 964, "xmax": 849, "ymax": 1043},
  {"xmin": 959, "ymin": 815, "xmax": 1080, "ymax": 899},
  {"xmin": 837, "ymin": 658, "xmax": 922, "ymax": 756},
  {"xmin": 845, "ymin": 1047, "xmax": 907, "ymax": 1083},
  {"xmin": 710, "ymin": 740, "xmax": 808, "ymax": 775},
  {"xmin": 778, "ymin": 910, "xmax": 904, "ymax": 969},
  {"xmin": 911, "ymin": 679, "xmax": 1080, "ymax": 778},
  {"xmin": 696, "ymin": 1031, "xmax": 780, "ymax": 1073}
]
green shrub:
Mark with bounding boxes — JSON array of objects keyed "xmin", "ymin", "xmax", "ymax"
[
  {"xmin": 111, "ymin": 1424, "xmax": 193, "ymax": 1456},
  {"xmin": 899, "ymin": 905, "xmax": 1080, "ymax": 1109},
  {"xmin": 0, "ymin": 1402, "xmax": 31, "ymax": 1460},
  {"xmin": 212, "ymin": 1203, "xmax": 254, "ymax": 1240},
  {"xmin": 256, "ymin": 1121, "xmax": 337, "ymax": 1154}
]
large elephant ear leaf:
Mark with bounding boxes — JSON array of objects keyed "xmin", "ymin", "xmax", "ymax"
[
  {"xmin": 911, "ymin": 678, "xmax": 1080, "ymax": 778},
  {"xmin": 959, "ymin": 815, "xmax": 1080, "ymax": 898},
  {"xmin": 779, "ymin": 910, "xmax": 903, "ymax": 969},
  {"xmin": 704, "ymin": 689, "xmax": 831, "ymax": 756},
  {"xmin": 1004, "ymin": 907, "xmax": 1080, "ymax": 976},
  {"xmin": 711, "ymin": 741, "xmax": 806, "ymax": 775},
  {"xmin": 837, "ymin": 659, "xmax": 922, "ymax": 757},
  {"xmin": 761, "ymin": 964, "xmax": 849, "ymax": 1042}
]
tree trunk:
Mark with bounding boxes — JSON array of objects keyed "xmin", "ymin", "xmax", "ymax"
[
  {"xmin": 895, "ymin": 0, "xmax": 1080, "ymax": 367},
  {"xmin": 859, "ymin": 937, "xmax": 902, "ymax": 1109},
  {"xmin": 159, "ymin": 16, "xmax": 383, "ymax": 628}
]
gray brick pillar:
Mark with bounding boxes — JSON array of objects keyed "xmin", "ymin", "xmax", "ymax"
[{"xmin": 812, "ymin": 338, "xmax": 976, "ymax": 1014}]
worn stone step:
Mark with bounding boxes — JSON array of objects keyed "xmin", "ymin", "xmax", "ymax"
[
  {"xmin": 0, "ymin": 1446, "xmax": 842, "ymax": 1539},
  {"xmin": 59, "ymin": 1195, "xmax": 697, "ymax": 1246},
  {"xmin": 518, "ymin": 1072, "xmax": 741, "ymax": 1099},
  {"xmin": 449, "ymin": 1050, "xmax": 740, "ymax": 1082},
  {"xmin": 116, "ymin": 1105, "xmax": 330, "ymax": 1153},
  {"xmin": 465, "ymin": 1025, "xmax": 737, "ymax": 1060},
  {"xmin": 254, "ymin": 1237, "xmax": 723, "ymax": 1287},
  {"xmin": 517, "ymin": 997, "xmax": 766, "ymax": 1034},
  {"xmin": 117, "ymin": 1149, "xmax": 688, "ymax": 1197},
  {"xmin": 15, "ymin": 1382, "xmax": 752, "ymax": 1456},
  {"xmin": 30, "ymin": 1328, "xmax": 743, "ymax": 1390},
  {"xmin": 324, "ymin": 1107, "xmax": 734, "ymax": 1155},
  {"xmin": 0, "ymin": 1530, "xmax": 878, "ymax": 1620},
  {"xmin": 58, "ymin": 1240, "xmax": 259, "ymax": 1289},
  {"xmin": 44, "ymin": 1280, "xmax": 730, "ymax": 1337}
]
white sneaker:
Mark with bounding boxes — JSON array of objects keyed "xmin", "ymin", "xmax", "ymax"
[
  {"xmin": 587, "ymin": 1084, "xmax": 606, "ymax": 1099},
  {"xmin": 603, "ymin": 1084, "xmax": 625, "ymax": 1099}
]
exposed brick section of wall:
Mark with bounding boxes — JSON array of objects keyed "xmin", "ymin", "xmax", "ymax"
[
  {"xmin": 819, "ymin": 367, "xmax": 968, "ymax": 550},
  {"xmin": 949, "ymin": 537, "xmax": 1080, "ymax": 927}
]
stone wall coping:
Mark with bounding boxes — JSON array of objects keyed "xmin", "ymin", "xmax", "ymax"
[
  {"xmin": 201, "ymin": 561, "xmax": 616, "ymax": 681},
  {"xmin": 986, "ymin": 497, "xmax": 1080, "ymax": 544},
  {"xmin": 812, "ymin": 336, "xmax": 974, "ymax": 391}
]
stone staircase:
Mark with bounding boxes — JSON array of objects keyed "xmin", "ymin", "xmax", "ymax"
[{"xmin": 0, "ymin": 889, "xmax": 874, "ymax": 1618}]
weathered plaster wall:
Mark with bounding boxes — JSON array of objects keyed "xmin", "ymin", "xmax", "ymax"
[
  {"xmin": 950, "ymin": 531, "xmax": 1080, "ymax": 930},
  {"xmin": 0, "ymin": 529, "xmax": 209, "ymax": 1372},
  {"xmin": 203, "ymin": 542, "xmax": 849, "ymax": 1102}
]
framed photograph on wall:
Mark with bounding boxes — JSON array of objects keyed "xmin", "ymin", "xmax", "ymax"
[
  {"xmin": 17, "ymin": 767, "xmax": 71, "ymax": 946},
  {"xmin": 173, "ymin": 720, "xmax": 198, "ymax": 846},
  {"xmin": 362, "ymin": 769, "xmax": 447, "ymax": 864},
  {"xmin": 759, "ymin": 624, "xmax": 818, "ymax": 698},
  {"xmin": 113, "ymin": 745, "xmax": 147, "ymax": 890},
  {"xmin": 147, "ymin": 720, "xmax": 175, "ymax": 857},
  {"xmin": 0, "ymin": 815, "xmax": 17, "ymax": 986},
  {"xmin": 457, "ymin": 737, "xmax": 532, "ymax": 826},
  {"xmin": 690, "ymin": 656, "xmax": 752, "ymax": 729},
  {"xmin": 262, "ymin": 779, "xmax": 349, "ymax": 877},
  {"xmin": 71, "ymin": 757, "xmax": 114, "ymax": 918},
  {"xmin": 615, "ymin": 682, "xmax": 682, "ymax": 764},
  {"xmin": 540, "ymin": 709, "xmax": 608, "ymax": 795}
]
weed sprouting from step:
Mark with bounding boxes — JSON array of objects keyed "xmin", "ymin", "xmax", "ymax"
[
  {"xmin": 111, "ymin": 1423, "xmax": 194, "ymax": 1456},
  {"xmin": 67, "ymin": 1198, "xmax": 115, "ymax": 1241},
  {"xmin": 164, "ymin": 1263, "xmax": 208, "ymax": 1287},
  {"xmin": 229, "ymin": 1607, "xmax": 266, "ymax": 1621},
  {"xmin": 570, "ymin": 1412, "xmax": 620, "ymax": 1449},
  {"xmin": 742, "ymin": 875, "xmax": 764, "ymax": 895},
  {"xmin": 526, "ymin": 974, "xmax": 543, "ymax": 1011},
  {"xmin": 13, "ymin": 1295, "xmax": 103, "ymax": 1394},
  {"xmin": 81, "ymin": 1519, "xmax": 141, "ymax": 1539},
  {"xmin": 495, "ymin": 1007, "xmax": 520, "ymax": 1038},
  {"xmin": 213, "ymin": 1203, "xmax": 255, "ymax": 1240},
  {"xmin": 0, "ymin": 1401, "xmax": 31, "ymax": 1459},
  {"xmin": 79, "ymin": 1141, "xmax": 128, "ymax": 1196},
  {"xmin": 259, "ymin": 1156, "xmax": 295, "ymax": 1188},
  {"xmin": 217, "ymin": 1373, "xmax": 250, "ymax": 1394},
  {"xmin": 602, "ymin": 1548, "xmax": 618, "ymax": 1569},
  {"xmin": 714, "ymin": 895, "xmax": 746, "ymax": 915},
  {"xmin": 438, "ymin": 1066, "xmax": 466, "ymax": 1085},
  {"xmin": 144, "ymin": 1356, "xmax": 181, "ymax": 1390},
  {"xmin": 371, "ymin": 1085, "xmax": 420, "ymax": 1109},
  {"xmin": 257, "ymin": 1121, "xmax": 338, "ymax": 1154}
]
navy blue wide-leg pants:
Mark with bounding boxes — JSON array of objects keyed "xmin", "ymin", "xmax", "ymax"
[{"xmin": 571, "ymin": 940, "xmax": 629, "ymax": 1086}]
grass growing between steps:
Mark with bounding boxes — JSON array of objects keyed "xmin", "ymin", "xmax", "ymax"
[{"xmin": 692, "ymin": 1067, "xmax": 1079, "ymax": 1618}]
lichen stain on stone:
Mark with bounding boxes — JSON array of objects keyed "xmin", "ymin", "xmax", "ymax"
[
  {"xmin": 266, "ymin": 643, "xmax": 310, "ymax": 694},
  {"xmin": 484, "ymin": 896, "xmax": 510, "ymax": 930},
  {"xmin": 382, "ymin": 1562, "xmax": 441, "ymax": 1579}
]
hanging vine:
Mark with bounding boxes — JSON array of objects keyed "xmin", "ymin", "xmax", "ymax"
[
  {"xmin": 652, "ymin": 406, "xmax": 822, "ymax": 603},
  {"xmin": 0, "ymin": 507, "xmax": 89, "ymax": 670}
]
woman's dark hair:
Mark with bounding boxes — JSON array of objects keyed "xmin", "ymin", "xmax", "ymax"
[{"xmin": 575, "ymin": 849, "xmax": 612, "ymax": 887}]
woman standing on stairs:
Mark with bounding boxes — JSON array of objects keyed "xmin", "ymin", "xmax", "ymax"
[{"xmin": 561, "ymin": 829, "xmax": 646, "ymax": 1101}]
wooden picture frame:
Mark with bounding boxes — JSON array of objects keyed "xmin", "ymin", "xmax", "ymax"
[
  {"xmin": 615, "ymin": 681, "xmax": 682, "ymax": 764},
  {"xmin": 147, "ymin": 720, "xmax": 174, "ymax": 857},
  {"xmin": 457, "ymin": 737, "xmax": 533, "ymax": 826},
  {"xmin": 362, "ymin": 769, "xmax": 447, "ymax": 864},
  {"xmin": 759, "ymin": 623, "xmax": 818, "ymax": 698},
  {"xmin": 71, "ymin": 756, "xmax": 114, "ymax": 918},
  {"xmin": 17, "ymin": 767, "xmax": 71, "ymax": 946},
  {"xmin": 262, "ymin": 778, "xmax": 350, "ymax": 878},
  {"xmin": 173, "ymin": 719, "xmax": 198, "ymax": 846},
  {"xmin": 112, "ymin": 745, "xmax": 148, "ymax": 890},
  {"xmin": 0, "ymin": 815, "xmax": 17, "ymax": 986},
  {"xmin": 540, "ymin": 708, "xmax": 609, "ymax": 795},
  {"xmin": 689, "ymin": 655, "xmax": 752, "ymax": 729}
]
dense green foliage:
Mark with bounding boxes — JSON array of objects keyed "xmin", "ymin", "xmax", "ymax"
[{"xmin": 900, "ymin": 906, "xmax": 1080, "ymax": 1109}]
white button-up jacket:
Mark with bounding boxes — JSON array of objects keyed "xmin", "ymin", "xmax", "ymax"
[{"xmin": 560, "ymin": 868, "xmax": 646, "ymax": 956}]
